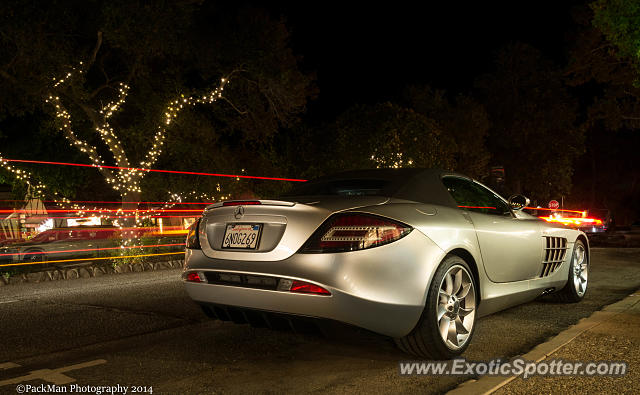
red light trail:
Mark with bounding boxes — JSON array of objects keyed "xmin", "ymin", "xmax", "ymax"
[
  {"xmin": 0, "ymin": 199, "xmax": 213, "ymax": 205},
  {"xmin": 1, "ymin": 158, "xmax": 307, "ymax": 182},
  {"xmin": 0, "ymin": 208, "xmax": 203, "ymax": 214},
  {"xmin": 30, "ymin": 215, "xmax": 197, "ymax": 220},
  {"xmin": 524, "ymin": 207, "xmax": 585, "ymax": 214},
  {"xmin": 539, "ymin": 216, "xmax": 603, "ymax": 226}
]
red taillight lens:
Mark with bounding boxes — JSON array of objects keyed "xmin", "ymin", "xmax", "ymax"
[
  {"xmin": 222, "ymin": 201, "xmax": 261, "ymax": 206},
  {"xmin": 299, "ymin": 213, "xmax": 412, "ymax": 253},
  {"xmin": 290, "ymin": 280, "xmax": 331, "ymax": 295},
  {"xmin": 186, "ymin": 272, "xmax": 202, "ymax": 282},
  {"xmin": 186, "ymin": 218, "xmax": 201, "ymax": 249}
]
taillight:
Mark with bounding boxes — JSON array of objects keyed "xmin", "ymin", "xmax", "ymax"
[
  {"xmin": 222, "ymin": 201, "xmax": 261, "ymax": 206},
  {"xmin": 299, "ymin": 213, "xmax": 412, "ymax": 253},
  {"xmin": 186, "ymin": 272, "xmax": 202, "ymax": 282},
  {"xmin": 290, "ymin": 280, "xmax": 331, "ymax": 295},
  {"xmin": 184, "ymin": 271, "xmax": 207, "ymax": 283},
  {"xmin": 186, "ymin": 218, "xmax": 201, "ymax": 249}
]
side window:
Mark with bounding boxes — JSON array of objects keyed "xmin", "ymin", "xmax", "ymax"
[{"xmin": 442, "ymin": 177, "xmax": 511, "ymax": 216}]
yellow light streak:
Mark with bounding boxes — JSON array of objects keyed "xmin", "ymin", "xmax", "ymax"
[{"xmin": 0, "ymin": 251, "xmax": 184, "ymax": 268}]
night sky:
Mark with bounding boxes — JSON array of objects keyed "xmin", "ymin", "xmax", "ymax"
[{"xmin": 267, "ymin": 1, "xmax": 584, "ymax": 120}]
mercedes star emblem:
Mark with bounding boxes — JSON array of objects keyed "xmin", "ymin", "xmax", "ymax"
[{"xmin": 234, "ymin": 206, "xmax": 244, "ymax": 219}]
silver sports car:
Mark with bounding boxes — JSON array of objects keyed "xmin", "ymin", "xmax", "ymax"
[{"xmin": 183, "ymin": 169, "xmax": 589, "ymax": 359}]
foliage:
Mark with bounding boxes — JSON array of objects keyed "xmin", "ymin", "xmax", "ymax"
[
  {"xmin": 332, "ymin": 102, "xmax": 456, "ymax": 172},
  {"xmin": 104, "ymin": 234, "xmax": 183, "ymax": 266},
  {"xmin": 475, "ymin": 42, "xmax": 583, "ymax": 201},
  {"xmin": 403, "ymin": 86, "xmax": 491, "ymax": 179},
  {"xmin": 566, "ymin": 4, "xmax": 640, "ymax": 219},
  {"xmin": 592, "ymin": 0, "xmax": 640, "ymax": 82},
  {"xmin": 0, "ymin": 1, "xmax": 314, "ymax": 202},
  {"xmin": 0, "ymin": 114, "xmax": 105, "ymax": 200},
  {"xmin": 567, "ymin": 4, "xmax": 640, "ymax": 132}
]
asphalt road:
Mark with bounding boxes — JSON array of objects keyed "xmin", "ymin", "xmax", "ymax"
[{"xmin": 0, "ymin": 248, "xmax": 638, "ymax": 394}]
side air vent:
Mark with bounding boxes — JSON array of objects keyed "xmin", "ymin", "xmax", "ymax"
[{"xmin": 541, "ymin": 236, "xmax": 568, "ymax": 277}]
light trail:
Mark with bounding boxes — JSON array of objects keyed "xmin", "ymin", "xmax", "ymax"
[
  {"xmin": 0, "ymin": 251, "xmax": 184, "ymax": 267},
  {"xmin": 525, "ymin": 207, "xmax": 585, "ymax": 214},
  {"xmin": 539, "ymin": 216, "xmax": 603, "ymax": 226},
  {"xmin": 0, "ymin": 243, "xmax": 185, "ymax": 257},
  {"xmin": 0, "ymin": 209, "xmax": 204, "ymax": 214},
  {"xmin": 30, "ymin": 215, "xmax": 197, "ymax": 219},
  {"xmin": 1, "ymin": 158, "xmax": 308, "ymax": 182},
  {"xmin": 0, "ymin": 199, "xmax": 214, "ymax": 205},
  {"xmin": 20, "ymin": 226, "xmax": 185, "ymax": 233}
]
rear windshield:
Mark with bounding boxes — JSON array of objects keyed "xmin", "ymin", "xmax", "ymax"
[{"xmin": 282, "ymin": 179, "xmax": 391, "ymax": 197}]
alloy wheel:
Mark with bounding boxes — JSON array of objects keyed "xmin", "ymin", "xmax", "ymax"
[
  {"xmin": 572, "ymin": 243, "xmax": 588, "ymax": 297},
  {"xmin": 437, "ymin": 264, "xmax": 476, "ymax": 350}
]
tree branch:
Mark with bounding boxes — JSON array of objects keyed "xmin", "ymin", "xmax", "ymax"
[
  {"xmin": 221, "ymin": 97, "xmax": 248, "ymax": 115},
  {"xmin": 87, "ymin": 31, "xmax": 103, "ymax": 69},
  {"xmin": 61, "ymin": 90, "xmax": 130, "ymax": 168},
  {"xmin": 49, "ymin": 98, "xmax": 115, "ymax": 182},
  {"xmin": 89, "ymin": 83, "xmax": 114, "ymax": 99}
]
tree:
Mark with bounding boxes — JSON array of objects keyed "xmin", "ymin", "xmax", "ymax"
[
  {"xmin": 332, "ymin": 102, "xmax": 456, "ymax": 172},
  {"xmin": 565, "ymin": 4, "xmax": 640, "ymax": 221},
  {"xmin": 403, "ymin": 86, "xmax": 491, "ymax": 179},
  {"xmin": 591, "ymin": 0, "xmax": 640, "ymax": 80},
  {"xmin": 0, "ymin": 1, "xmax": 314, "ymax": 205},
  {"xmin": 475, "ymin": 43, "xmax": 583, "ymax": 201},
  {"xmin": 0, "ymin": 114, "xmax": 93, "ymax": 200}
]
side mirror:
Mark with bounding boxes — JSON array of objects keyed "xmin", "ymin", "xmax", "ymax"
[{"xmin": 508, "ymin": 194, "xmax": 530, "ymax": 211}]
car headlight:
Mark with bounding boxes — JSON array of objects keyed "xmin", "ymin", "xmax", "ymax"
[
  {"xmin": 298, "ymin": 213, "xmax": 412, "ymax": 253},
  {"xmin": 186, "ymin": 218, "xmax": 202, "ymax": 249}
]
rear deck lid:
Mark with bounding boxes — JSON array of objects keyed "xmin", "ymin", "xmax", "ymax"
[{"xmin": 199, "ymin": 197, "xmax": 388, "ymax": 261}]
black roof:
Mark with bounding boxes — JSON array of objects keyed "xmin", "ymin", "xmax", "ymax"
[{"xmin": 283, "ymin": 168, "xmax": 466, "ymax": 208}]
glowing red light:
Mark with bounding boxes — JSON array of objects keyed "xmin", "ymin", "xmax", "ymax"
[
  {"xmin": 0, "ymin": 209, "xmax": 203, "ymax": 214},
  {"xmin": 1, "ymin": 158, "xmax": 307, "ymax": 182},
  {"xmin": 186, "ymin": 272, "xmax": 202, "ymax": 283},
  {"xmin": 222, "ymin": 201, "xmax": 261, "ymax": 206},
  {"xmin": 290, "ymin": 280, "xmax": 331, "ymax": 295},
  {"xmin": 40, "ymin": 215, "xmax": 197, "ymax": 220},
  {"xmin": 525, "ymin": 207, "xmax": 585, "ymax": 214},
  {"xmin": 0, "ymin": 200, "xmax": 213, "ymax": 205},
  {"xmin": 540, "ymin": 216, "xmax": 603, "ymax": 226}
]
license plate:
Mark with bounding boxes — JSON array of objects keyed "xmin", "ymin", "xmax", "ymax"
[{"xmin": 222, "ymin": 223, "xmax": 262, "ymax": 249}]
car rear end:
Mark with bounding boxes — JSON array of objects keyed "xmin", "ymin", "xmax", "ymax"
[{"xmin": 182, "ymin": 195, "xmax": 444, "ymax": 338}]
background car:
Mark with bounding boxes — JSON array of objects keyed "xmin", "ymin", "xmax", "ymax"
[{"xmin": 182, "ymin": 168, "xmax": 589, "ymax": 359}]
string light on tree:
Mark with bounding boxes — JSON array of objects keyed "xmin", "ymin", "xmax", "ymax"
[
  {"xmin": 45, "ymin": 60, "xmax": 233, "ymax": 198},
  {"xmin": 0, "ymin": 155, "xmax": 47, "ymax": 197}
]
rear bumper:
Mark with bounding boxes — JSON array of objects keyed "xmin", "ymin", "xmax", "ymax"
[
  {"xmin": 183, "ymin": 230, "xmax": 445, "ymax": 337},
  {"xmin": 185, "ymin": 282, "xmax": 424, "ymax": 337}
]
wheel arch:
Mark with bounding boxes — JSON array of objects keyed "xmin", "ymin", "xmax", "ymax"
[
  {"xmin": 445, "ymin": 248, "xmax": 481, "ymax": 306},
  {"xmin": 575, "ymin": 233, "xmax": 589, "ymax": 261}
]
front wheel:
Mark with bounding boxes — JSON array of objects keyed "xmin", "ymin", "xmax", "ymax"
[
  {"xmin": 553, "ymin": 239, "xmax": 588, "ymax": 303},
  {"xmin": 395, "ymin": 255, "xmax": 477, "ymax": 359}
]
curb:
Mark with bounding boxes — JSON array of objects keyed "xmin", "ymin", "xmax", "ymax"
[
  {"xmin": 446, "ymin": 289, "xmax": 640, "ymax": 395},
  {"xmin": 0, "ymin": 259, "xmax": 185, "ymax": 286}
]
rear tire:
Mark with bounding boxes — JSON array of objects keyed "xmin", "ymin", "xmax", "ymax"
[
  {"xmin": 553, "ymin": 239, "xmax": 588, "ymax": 303},
  {"xmin": 395, "ymin": 255, "xmax": 477, "ymax": 359}
]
